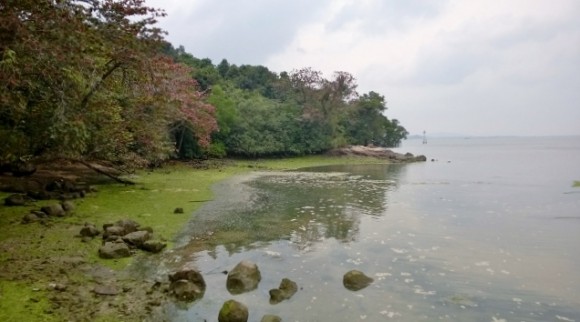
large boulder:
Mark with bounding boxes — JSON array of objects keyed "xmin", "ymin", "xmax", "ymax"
[
  {"xmin": 226, "ymin": 260, "xmax": 261, "ymax": 294},
  {"xmin": 218, "ymin": 299, "xmax": 248, "ymax": 322},
  {"xmin": 98, "ymin": 241, "xmax": 131, "ymax": 259},
  {"xmin": 343, "ymin": 270, "xmax": 374, "ymax": 291},
  {"xmin": 122, "ymin": 230, "xmax": 151, "ymax": 248},
  {"xmin": 269, "ymin": 278, "xmax": 298, "ymax": 304},
  {"xmin": 169, "ymin": 269, "xmax": 206, "ymax": 302}
]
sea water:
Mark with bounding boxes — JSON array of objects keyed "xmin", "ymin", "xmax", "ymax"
[{"xmin": 161, "ymin": 136, "xmax": 580, "ymax": 322}]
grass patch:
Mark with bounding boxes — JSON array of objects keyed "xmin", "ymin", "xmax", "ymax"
[
  {"xmin": 573, "ymin": 180, "xmax": 580, "ymax": 188},
  {"xmin": 0, "ymin": 281, "xmax": 58, "ymax": 322}
]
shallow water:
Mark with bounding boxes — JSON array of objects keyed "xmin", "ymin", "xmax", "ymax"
[{"xmin": 158, "ymin": 136, "xmax": 580, "ymax": 322}]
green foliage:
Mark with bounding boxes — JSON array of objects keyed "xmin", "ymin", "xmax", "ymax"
[
  {"xmin": 0, "ymin": 0, "xmax": 216, "ymax": 166},
  {"xmin": 1, "ymin": 1, "xmax": 408, "ymax": 165}
]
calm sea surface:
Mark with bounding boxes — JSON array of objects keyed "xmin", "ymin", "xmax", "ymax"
[{"xmin": 159, "ymin": 136, "xmax": 580, "ymax": 322}]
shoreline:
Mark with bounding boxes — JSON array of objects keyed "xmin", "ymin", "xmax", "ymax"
[{"xmin": 0, "ymin": 155, "xmax": 406, "ymax": 321}]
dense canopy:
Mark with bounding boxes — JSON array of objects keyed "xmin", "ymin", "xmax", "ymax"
[{"xmin": 0, "ymin": 0, "xmax": 408, "ymax": 166}]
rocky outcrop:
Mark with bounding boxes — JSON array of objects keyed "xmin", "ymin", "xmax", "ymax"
[
  {"xmin": 269, "ymin": 278, "xmax": 298, "ymax": 304},
  {"xmin": 169, "ymin": 269, "xmax": 206, "ymax": 302},
  {"xmin": 328, "ymin": 145, "xmax": 427, "ymax": 162},
  {"xmin": 218, "ymin": 299, "xmax": 249, "ymax": 322},
  {"xmin": 226, "ymin": 260, "xmax": 261, "ymax": 294},
  {"xmin": 343, "ymin": 270, "xmax": 374, "ymax": 291}
]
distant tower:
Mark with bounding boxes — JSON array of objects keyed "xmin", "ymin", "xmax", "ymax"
[{"xmin": 422, "ymin": 131, "xmax": 427, "ymax": 144}]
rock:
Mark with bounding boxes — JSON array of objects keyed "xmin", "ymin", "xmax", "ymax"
[
  {"xmin": 169, "ymin": 269, "xmax": 206, "ymax": 287},
  {"xmin": 103, "ymin": 225, "xmax": 125, "ymax": 239},
  {"xmin": 31, "ymin": 210, "xmax": 47, "ymax": 218},
  {"xmin": 21, "ymin": 213, "xmax": 40, "ymax": 224},
  {"xmin": 4, "ymin": 194, "xmax": 27, "ymax": 206},
  {"xmin": 41, "ymin": 204, "xmax": 65, "ymax": 217},
  {"xmin": 417, "ymin": 155, "xmax": 427, "ymax": 161},
  {"xmin": 269, "ymin": 278, "xmax": 298, "ymax": 304},
  {"xmin": 261, "ymin": 315, "xmax": 282, "ymax": 322},
  {"xmin": 169, "ymin": 269, "xmax": 206, "ymax": 301},
  {"xmin": 343, "ymin": 270, "xmax": 374, "ymax": 291},
  {"xmin": 218, "ymin": 299, "xmax": 249, "ymax": 322},
  {"xmin": 122, "ymin": 230, "xmax": 151, "ymax": 247},
  {"xmin": 170, "ymin": 280, "xmax": 204, "ymax": 301},
  {"xmin": 45, "ymin": 180, "xmax": 63, "ymax": 192},
  {"xmin": 226, "ymin": 260, "xmax": 261, "ymax": 294},
  {"xmin": 28, "ymin": 190, "xmax": 53, "ymax": 200},
  {"xmin": 8, "ymin": 161, "xmax": 36, "ymax": 177},
  {"xmin": 115, "ymin": 219, "xmax": 140, "ymax": 234},
  {"xmin": 141, "ymin": 240, "xmax": 166, "ymax": 253},
  {"xmin": 47, "ymin": 283, "xmax": 67, "ymax": 292},
  {"xmin": 174, "ymin": 207, "xmax": 184, "ymax": 214},
  {"xmin": 140, "ymin": 226, "xmax": 154, "ymax": 233},
  {"xmin": 61, "ymin": 201, "xmax": 75, "ymax": 212},
  {"xmin": 79, "ymin": 223, "xmax": 100, "ymax": 238},
  {"xmin": 98, "ymin": 242, "xmax": 131, "ymax": 259},
  {"xmin": 93, "ymin": 284, "xmax": 121, "ymax": 296}
]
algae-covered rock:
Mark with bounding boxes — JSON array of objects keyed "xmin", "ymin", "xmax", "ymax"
[
  {"xmin": 218, "ymin": 299, "xmax": 248, "ymax": 322},
  {"xmin": 170, "ymin": 279, "xmax": 204, "ymax": 301},
  {"xmin": 269, "ymin": 278, "xmax": 298, "ymax": 304},
  {"xmin": 41, "ymin": 203, "xmax": 65, "ymax": 217},
  {"xmin": 169, "ymin": 269, "xmax": 206, "ymax": 301},
  {"xmin": 343, "ymin": 270, "xmax": 373, "ymax": 291},
  {"xmin": 261, "ymin": 314, "xmax": 282, "ymax": 322},
  {"xmin": 226, "ymin": 260, "xmax": 261, "ymax": 294},
  {"xmin": 141, "ymin": 240, "xmax": 166, "ymax": 253}
]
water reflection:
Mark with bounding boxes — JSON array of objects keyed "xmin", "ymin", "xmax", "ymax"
[
  {"xmin": 175, "ymin": 164, "xmax": 404, "ymax": 256},
  {"xmin": 147, "ymin": 158, "xmax": 579, "ymax": 322}
]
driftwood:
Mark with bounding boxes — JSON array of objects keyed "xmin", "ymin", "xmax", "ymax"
[{"xmin": 75, "ymin": 160, "xmax": 136, "ymax": 185}]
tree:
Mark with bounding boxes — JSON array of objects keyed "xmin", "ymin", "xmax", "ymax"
[{"xmin": 0, "ymin": 0, "xmax": 217, "ymax": 166}]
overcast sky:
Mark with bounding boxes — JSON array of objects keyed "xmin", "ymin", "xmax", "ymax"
[{"xmin": 147, "ymin": 0, "xmax": 580, "ymax": 136}]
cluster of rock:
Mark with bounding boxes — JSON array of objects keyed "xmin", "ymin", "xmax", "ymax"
[
  {"xmin": 3, "ymin": 178, "xmax": 94, "ymax": 203},
  {"xmin": 167, "ymin": 260, "xmax": 374, "ymax": 322},
  {"xmin": 17, "ymin": 200, "xmax": 76, "ymax": 224},
  {"xmin": 77, "ymin": 219, "xmax": 167, "ymax": 259},
  {"xmin": 2, "ymin": 178, "xmax": 97, "ymax": 225},
  {"xmin": 328, "ymin": 145, "xmax": 427, "ymax": 162}
]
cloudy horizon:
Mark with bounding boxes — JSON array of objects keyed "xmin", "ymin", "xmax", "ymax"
[{"xmin": 147, "ymin": 0, "xmax": 580, "ymax": 136}]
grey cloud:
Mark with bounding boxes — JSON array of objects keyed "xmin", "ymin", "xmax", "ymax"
[
  {"xmin": 165, "ymin": 0, "xmax": 334, "ymax": 64},
  {"xmin": 326, "ymin": 0, "xmax": 446, "ymax": 34}
]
